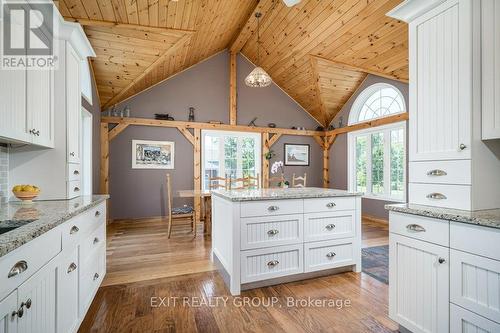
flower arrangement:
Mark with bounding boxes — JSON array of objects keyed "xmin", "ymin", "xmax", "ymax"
[{"xmin": 271, "ymin": 161, "xmax": 290, "ymax": 188}]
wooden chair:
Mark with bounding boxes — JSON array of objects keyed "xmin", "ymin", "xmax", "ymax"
[
  {"xmin": 166, "ymin": 174, "xmax": 195, "ymax": 238},
  {"xmin": 292, "ymin": 173, "xmax": 307, "ymax": 188},
  {"xmin": 268, "ymin": 174, "xmax": 285, "ymax": 188},
  {"xmin": 229, "ymin": 176, "xmax": 247, "ymax": 189},
  {"xmin": 245, "ymin": 173, "xmax": 260, "ymax": 189},
  {"xmin": 208, "ymin": 175, "xmax": 228, "ymax": 190}
]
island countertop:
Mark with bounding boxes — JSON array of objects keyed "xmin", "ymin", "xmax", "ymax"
[
  {"xmin": 386, "ymin": 203, "xmax": 500, "ymax": 230},
  {"xmin": 211, "ymin": 187, "xmax": 362, "ymax": 202},
  {"xmin": 0, "ymin": 195, "xmax": 109, "ymax": 258}
]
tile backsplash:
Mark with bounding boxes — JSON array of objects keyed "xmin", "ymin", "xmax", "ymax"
[{"xmin": 0, "ymin": 145, "xmax": 8, "ymax": 203}]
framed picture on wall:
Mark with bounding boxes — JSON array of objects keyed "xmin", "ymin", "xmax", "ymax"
[
  {"xmin": 284, "ymin": 144, "xmax": 310, "ymax": 166},
  {"xmin": 132, "ymin": 140, "xmax": 175, "ymax": 169}
]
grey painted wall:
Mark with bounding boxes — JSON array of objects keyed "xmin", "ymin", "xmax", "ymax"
[
  {"xmin": 0, "ymin": 145, "xmax": 8, "ymax": 204},
  {"xmin": 108, "ymin": 51, "xmax": 323, "ymax": 220},
  {"xmin": 329, "ymin": 75, "xmax": 409, "ymax": 220}
]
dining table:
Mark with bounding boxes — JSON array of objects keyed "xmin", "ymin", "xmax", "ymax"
[{"xmin": 177, "ymin": 189, "xmax": 212, "ymax": 235}]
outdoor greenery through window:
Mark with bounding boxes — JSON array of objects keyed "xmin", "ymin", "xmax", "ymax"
[{"xmin": 202, "ymin": 130, "xmax": 261, "ymax": 190}]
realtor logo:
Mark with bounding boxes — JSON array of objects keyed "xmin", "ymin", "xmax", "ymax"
[{"xmin": 1, "ymin": 1, "xmax": 58, "ymax": 69}]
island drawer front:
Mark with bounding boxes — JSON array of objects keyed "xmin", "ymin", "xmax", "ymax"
[
  {"xmin": 304, "ymin": 239, "xmax": 354, "ymax": 273},
  {"xmin": 451, "ymin": 303, "xmax": 500, "ymax": 333},
  {"xmin": 241, "ymin": 215, "xmax": 303, "ymax": 250},
  {"xmin": 240, "ymin": 244, "xmax": 303, "ymax": 283},
  {"xmin": 62, "ymin": 202, "xmax": 106, "ymax": 247},
  {"xmin": 80, "ymin": 223, "xmax": 106, "ymax": 263},
  {"xmin": 0, "ymin": 227, "xmax": 61, "ymax": 301},
  {"xmin": 79, "ymin": 244, "xmax": 105, "ymax": 316},
  {"xmin": 304, "ymin": 211, "xmax": 355, "ymax": 242},
  {"xmin": 450, "ymin": 249, "xmax": 500, "ymax": 323},
  {"xmin": 303, "ymin": 197, "xmax": 355, "ymax": 214},
  {"xmin": 240, "ymin": 199, "xmax": 303, "ymax": 218},
  {"xmin": 450, "ymin": 222, "xmax": 500, "ymax": 262},
  {"xmin": 409, "ymin": 183, "xmax": 471, "ymax": 210},
  {"xmin": 409, "ymin": 160, "xmax": 471, "ymax": 185},
  {"xmin": 389, "ymin": 212, "xmax": 449, "ymax": 247}
]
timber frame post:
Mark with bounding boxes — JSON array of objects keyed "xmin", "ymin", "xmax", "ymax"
[
  {"xmin": 229, "ymin": 52, "xmax": 237, "ymax": 125},
  {"xmin": 314, "ymin": 134, "xmax": 337, "ymax": 188},
  {"xmin": 261, "ymin": 133, "xmax": 282, "ymax": 188},
  {"xmin": 193, "ymin": 129, "xmax": 202, "ymax": 222}
]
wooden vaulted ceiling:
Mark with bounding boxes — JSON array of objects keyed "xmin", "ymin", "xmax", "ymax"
[{"xmin": 56, "ymin": 0, "xmax": 408, "ymax": 127}]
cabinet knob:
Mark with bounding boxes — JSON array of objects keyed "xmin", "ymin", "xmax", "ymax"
[
  {"xmin": 70, "ymin": 152, "xmax": 75, "ymax": 157},
  {"xmin": 8, "ymin": 260, "xmax": 28, "ymax": 278},
  {"xmin": 267, "ymin": 205, "xmax": 279, "ymax": 212},
  {"xmin": 326, "ymin": 252, "xmax": 336, "ymax": 258},
  {"xmin": 93, "ymin": 237, "xmax": 100, "ymax": 245},
  {"xmin": 67, "ymin": 262, "xmax": 77, "ymax": 273},
  {"xmin": 459, "ymin": 143, "xmax": 467, "ymax": 150},
  {"xmin": 73, "ymin": 170, "xmax": 80, "ymax": 175},
  {"xmin": 267, "ymin": 229, "xmax": 279, "ymax": 236},
  {"xmin": 94, "ymin": 273, "xmax": 100, "ymax": 280},
  {"xmin": 438, "ymin": 258, "xmax": 446, "ymax": 264},
  {"xmin": 74, "ymin": 187, "xmax": 80, "ymax": 192},
  {"xmin": 326, "ymin": 202, "xmax": 336, "ymax": 208},
  {"xmin": 95, "ymin": 211, "xmax": 101, "ymax": 217},
  {"xmin": 24, "ymin": 299, "xmax": 32, "ymax": 309},
  {"xmin": 70, "ymin": 225, "xmax": 79, "ymax": 234},
  {"xmin": 267, "ymin": 260, "xmax": 279, "ymax": 267},
  {"xmin": 12, "ymin": 306, "xmax": 24, "ymax": 318},
  {"xmin": 35, "ymin": 130, "xmax": 40, "ymax": 136},
  {"xmin": 325, "ymin": 224, "xmax": 336, "ymax": 230}
]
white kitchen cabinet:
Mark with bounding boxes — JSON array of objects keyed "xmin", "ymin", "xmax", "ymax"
[
  {"xmin": 66, "ymin": 43, "xmax": 81, "ymax": 164},
  {"xmin": 481, "ymin": 0, "xmax": 500, "ymax": 140},
  {"xmin": 0, "ymin": 69, "xmax": 29, "ymax": 145},
  {"xmin": 451, "ymin": 303, "xmax": 500, "ymax": 333},
  {"xmin": 57, "ymin": 249, "xmax": 79, "ymax": 333},
  {"xmin": 389, "ymin": 233, "xmax": 449, "ymax": 333},
  {"xmin": 16, "ymin": 258, "xmax": 58, "ymax": 333},
  {"xmin": 0, "ymin": 291, "xmax": 18, "ymax": 333},
  {"xmin": 26, "ymin": 69, "xmax": 55, "ymax": 148}
]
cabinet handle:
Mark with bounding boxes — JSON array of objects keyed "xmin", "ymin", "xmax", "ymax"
[
  {"xmin": 406, "ymin": 224, "xmax": 426, "ymax": 232},
  {"xmin": 326, "ymin": 202, "xmax": 336, "ymax": 208},
  {"xmin": 426, "ymin": 169, "xmax": 447, "ymax": 176},
  {"xmin": 95, "ymin": 211, "xmax": 101, "ymax": 217},
  {"xmin": 73, "ymin": 170, "xmax": 80, "ymax": 175},
  {"xmin": 438, "ymin": 257, "xmax": 446, "ymax": 264},
  {"xmin": 74, "ymin": 187, "xmax": 80, "ymax": 192},
  {"xmin": 267, "ymin": 229, "xmax": 279, "ymax": 236},
  {"xmin": 93, "ymin": 273, "xmax": 100, "ymax": 280},
  {"xmin": 8, "ymin": 260, "xmax": 28, "ymax": 278},
  {"xmin": 25, "ymin": 299, "xmax": 32, "ymax": 309},
  {"xmin": 93, "ymin": 237, "xmax": 100, "ymax": 245},
  {"xmin": 67, "ymin": 263, "xmax": 77, "ymax": 273},
  {"xmin": 70, "ymin": 152, "xmax": 75, "ymax": 157},
  {"xmin": 267, "ymin": 205, "xmax": 279, "ymax": 212},
  {"xmin": 12, "ymin": 306, "xmax": 24, "ymax": 318},
  {"xmin": 326, "ymin": 252, "xmax": 336, "ymax": 258},
  {"xmin": 426, "ymin": 193, "xmax": 447, "ymax": 200},
  {"xmin": 325, "ymin": 224, "xmax": 336, "ymax": 230},
  {"xmin": 267, "ymin": 260, "xmax": 279, "ymax": 267},
  {"xmin": 459, "ymin": 143, "xmax": 467, "ymax": 150},
  {"xmin": 70, "ymin": 225, "xmax": 79, "ymax": 234},
  {"xmin": 35, "ymin": 130, "xmax": 40, "ymax": 136}
]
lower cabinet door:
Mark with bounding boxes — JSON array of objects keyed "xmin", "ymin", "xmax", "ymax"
[
  {"xmin": 304, "ymin": 239, "xmax": 354, "ymax": 273},
  {"xmin": 451, "ymin": 303, "xmax": 500, "ymax": 333},
  {"xmin": 17, "ymin": 259, "xmax": 58, "ymax": 333},
  {"xmin": 389, "ymin": 233, "xmax": 449, "ymax": 333},
  {"xmin": 57, "ymin": 249, "xmax": 79, "ymax": 333},
  {"xmin": 0, "ymin": 291, "xmax": 18, "ymax": 333}
]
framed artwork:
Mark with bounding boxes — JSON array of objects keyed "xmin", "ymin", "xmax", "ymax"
[
  {"xmin": 284, "ymin": 144, "xmax": 310, "ymax": 166},
  {"xmin": 132, "ymin": 140, "xmax": 175, "ymax": 169}
]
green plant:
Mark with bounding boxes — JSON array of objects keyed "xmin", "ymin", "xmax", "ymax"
[{"xmin": 265, "ymin": 150, "xmax": 275, "ymax": 160}]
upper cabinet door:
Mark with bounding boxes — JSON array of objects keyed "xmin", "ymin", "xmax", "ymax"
[
  {"xmin": 409, "ymin": 0, "xmax": 472, "ymax": 161},
  {"xmin": 27, "ymin": 69, "xmax": 54, "ymax": 148},
  {"xmin": 481, "ymin": 0, "xmax": 500, "ymax": 140},
  {"xmin": 66, "ymin": 43, "xmax": 81, "ymax": 163}
]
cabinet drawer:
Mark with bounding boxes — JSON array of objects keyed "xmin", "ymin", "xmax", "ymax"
[
  {"xmin": 409, "ymin": 182, "xmax": 471, "ymax": 210},
  {"xmin": 450, "ymin": 249, "xmax": 500, "ymax": 323},
  {"xmin": 451, "ymin": 303, "xmax": 500, "ymax": 333},
  {"xmin": 0, "ymin": 227, "xmax": 61, "ymax": 300},
  {"xmin": 409, "ymin": 160, "xmax": 471, "ymax": 185},
  {"xmin": 67, "ymin": 180, "xmax": 82, "ymax": 199},
  {"xmin": 240, "ymin": 215, "xmax": 303, "ymax": 250},
  {"xmin": 304, "ymin": 239, "xmax": 354, "ymax": 273},
  {"xmin": 389, "ymin": 212, "xmax": 449, "ymax": 246},
  {"xmin": 62, "ymin": 202, "xmax": 106, "ymax": 247},
  {"xmin": 304, "ymin": 211, "xmax": 355, "ymax": 242},
  {"xmin": 67, "ymin": 163, "xmax": 81, "ymax": 181},
  {"xmin": 240, "ymin": 244, "xmax": 303, "ymax": 283},
  {"xmin": 450, "ymin": 222, "xmax": 500, "ymax": 261},
  {"xmin": 79, "ymin": 244, "xmax": 105, "ymax": 316},
  {"xmin": 303, "ymin": 197, "xmax": 355, "ymax": 214},
  {"xmin": 240, "ymin": 199, "xmax": 302, "ymax": 218},
  {"xmin": 80, "ymin": 223, "xmax": 106, "ymax": 263}
]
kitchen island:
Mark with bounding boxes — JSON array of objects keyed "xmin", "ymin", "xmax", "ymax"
[{"xmin": 211, "ymin": 187, "xmax": 362, "ymax": 295}]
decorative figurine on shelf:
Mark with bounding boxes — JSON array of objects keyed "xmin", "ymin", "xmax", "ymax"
[
  {"xmin": 188, "ymin": 107, "xmax": 195, "ymax": 122},
  {"xmin": 248, "ymin": 117, "xmax": 258, "ymax": 127},
  {"xmin": 268, "ymin": 123, "xmax": 276, "ymax": 128},
  {"xmin": 123, "ymin": 105, "xmax": 131, "ymax": 117},
  {"xmin": 154, "ymin": 113, "xmax": 174, "ymax": 121},
  {"xmin": 111, "ymin": 106, "xmax": 118, "ymax": 117}
]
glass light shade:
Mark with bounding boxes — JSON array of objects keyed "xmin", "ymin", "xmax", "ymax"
[{"xmin": 245, "ymin": 66, "xmax": 272, "ymax": 88}]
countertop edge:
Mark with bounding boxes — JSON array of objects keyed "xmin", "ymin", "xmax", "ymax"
[{"xmin": 211, "ymin": 191, "xmax": 362, "ymax": 202}]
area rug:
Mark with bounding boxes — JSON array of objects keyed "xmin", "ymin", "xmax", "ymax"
[{"xmin": 362, "ymin": 245, "xmax": 389, "ymax": 284}]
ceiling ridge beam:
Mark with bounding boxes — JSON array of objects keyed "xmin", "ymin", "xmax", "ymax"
[
  {"xmin": 101, "ymin": 33, "xmax": 193, "ymax": 109},
  {"xmin": 228, "ymin": 0, "xmax": 277, "ymax": 53},
  {"xmin": 310, "ymin": 55, "xmax": 409, "ymax": 83},
  {"xmin": 64, "ymin": 17, "xmax": 196, "ymax": 36}
]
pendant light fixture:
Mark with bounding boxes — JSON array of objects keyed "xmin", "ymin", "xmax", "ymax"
[{"xmin": 245, "ymin": 12, "xmax": 272, "ymax": 88}]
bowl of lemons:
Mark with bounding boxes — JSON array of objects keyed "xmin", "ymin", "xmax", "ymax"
[{"xmin": 12, "ymin": 185, "xmax": 41, "ymax": 203}]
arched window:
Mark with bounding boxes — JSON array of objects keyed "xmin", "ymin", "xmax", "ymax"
[
  {"xmin": 348, "ymin": 83, "xmax": 405, "ymax": 125},
  {"xmin": 348, "ymin": 83, "xmax": 406, "ymax": 202}
]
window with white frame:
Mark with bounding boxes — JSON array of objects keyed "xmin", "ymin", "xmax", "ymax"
[
  {"xmin": 202, "ymin": 130, "xmax": 261, "ymax": 190},
  {"xmin": 348, "ymin": 83, "xmax": 406, "ymax": 201}
]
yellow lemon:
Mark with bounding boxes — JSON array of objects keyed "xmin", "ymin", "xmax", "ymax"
[
  {"xmin": 13, "ymin": 185, "xmax": 22, "ymax": 192},
  {"xmin": 23, "ymin": 185, "xmax": 35, "ymax": 192}
]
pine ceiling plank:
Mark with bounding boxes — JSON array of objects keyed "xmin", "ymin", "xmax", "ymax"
[
  {"xmin": 180, "ymin": 0, "xmax": 194, "ymax": 30},
  {"xmin": 97, "ymin": 0, "xmax": 117, "ymax": 21},
  {"xmin": 125, "ymin": 0, "xmax": 139, "ymax": 24},
  {"xmin": 85, "ymin": 28, "xmax": 175, "ymax": 51},
  {"xmin": 166, "ymin": 0, "xmax": 177, "ymax": 27},
  {"xmin": 173, "ymin": 0, "xmax": 186, "ymax": 30},
  {"xmin": 137, "ymin": 0, "xmax": 150, "ymax": 26},
  {"xmin": 81, "ymin": 0, "xmax": 103, "ymax": 20},
  {"xmin": 310, "ymin": 56, "xmax": 329, "ymax": 126},
  {"xmin": 148, "ymin": 0, "xmax": 159, "ymax": 27},
  {"xmin": 55, "ymin": 0, "xmax": 72, "ymax": 17},
  {"xmin": 110, "ymin": 0, "xmax": 128, "ymax": 23},
  {"xmin": 63, "ymin": 0, "xmax": 89, "ymax": 18},
  {"xmin": 158, "ymin": 0, "xmax": 168, "ymax": 27},
  {"xmin": 83, "ymin": 25, "xmax": 188, "ymax": 45}
]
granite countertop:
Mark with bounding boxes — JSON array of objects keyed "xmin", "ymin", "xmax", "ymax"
[
  {"xmin": 211, "ymin": 187, "xmax": 362, "ymax": 202},
  {"xmin": 0, "ymin": 195, "xmax": 109, "ymax": 258},
  {"xmin": 386, "ymin": 203, "xmax": 500, "ymax": 229}
]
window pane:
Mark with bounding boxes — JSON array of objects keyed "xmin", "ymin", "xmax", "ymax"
[
  {"xmin": 355, "ymin": 136, "xmax": 367, "ymax": 193},
  {"xmin": 356, "ymin": 86, "xmax": 405, "ymax": 123},
  {"xmin": 371, "ymin": 132, "xmax": 384, "ymax": 195},
  {"xmin": 391, "ymin": 128, "xmax": 405, "ymax": 199}
]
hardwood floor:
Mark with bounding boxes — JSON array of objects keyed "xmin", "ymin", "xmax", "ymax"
[
  {"xmin": 79, "ymin": 216, "xmax": 395, "ymax": 332},
  {"xmin": 362, "ymin": 217, "xmax": 389, "ymax": 248}
]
